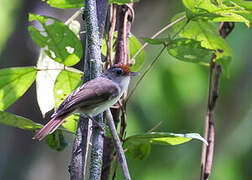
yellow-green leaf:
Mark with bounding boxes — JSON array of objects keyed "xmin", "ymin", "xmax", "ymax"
[
  {"xmin": 0, "ymin": 67, "xmax": 37, "ymax": 110},
  {"xmin": 28, "ymin": 13, "xmax": 83, "ymax": 66},
  {"xmin": 0, "ymin": 111, "xmax": 42, "ymax": 130}
]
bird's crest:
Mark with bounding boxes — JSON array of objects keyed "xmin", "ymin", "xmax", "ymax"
[{"xmin": 113, "ymin": 64, "xmax": 131, "ymax": 73}]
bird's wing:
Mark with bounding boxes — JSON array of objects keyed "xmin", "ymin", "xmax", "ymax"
[{"xmin": 52, "ymin": 77, "xmax": 120, "ymax": 118}]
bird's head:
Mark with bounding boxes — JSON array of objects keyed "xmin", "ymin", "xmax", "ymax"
[{"xmin": 104, "ymin": 64, "xmax": 138, "ymax": 86}]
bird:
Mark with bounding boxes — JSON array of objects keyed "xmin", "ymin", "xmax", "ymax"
[{"xmin": 33, "ymin": 64, "xmax": 137, "ymax": 140}]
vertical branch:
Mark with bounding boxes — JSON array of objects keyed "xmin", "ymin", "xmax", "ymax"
[
  {"xmin": 101, "ymin": 4, "xmax": 134, "ymax": 179},
  {"xmin": 70, "ymin": 0, "xmax": 108, "ymax": 180},
  {"xmin": 204, "ymin": 65, "xmax": 222, "ymax": 179},
  {"xmin": 107, "ymin": 4, "xmax": 117, "ymax": 67},
  {"xmin": 84, "ymin": 0, "xmax": 108, "ymax": 179},
  {"xmin": 115, "ymin": 3, "xmax": 134, "ymax": 65},
  {"xmin": 69, "ymin": 116, "xmax": 91, "ymax": 180},
  {"xmin": 200, "ymin": 22, "xmax": 235, "ymax": 180},
  {"xmin": 200, "ymin": 56, "xmax": 215, "ymax": 180}
]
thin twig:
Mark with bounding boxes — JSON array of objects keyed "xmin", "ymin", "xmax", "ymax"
[
  {"xmin": 131, "ymin": 15, "xmax": 186, "ymax": 61},
  {"xmin": 106, "ymin": 110, "xmax": 131, "ymax": 180},
  {"xmin": 126, "ymin": 16, "xmax": 189, "ymax": 104},
  {"xmin": 200, "ymin": 56, "xmax": 216, "ymax": 180},
  {"xmin": 147, "ymin": 121, "xmax": 163, "ymax": 133},
  {"xmin": 119, "ymin": 100, "xmax": 127, "ymax": 140},
  {"xmin": 204, "ymin": 65, "xmax": 222, "ymax": 179},
  {"xmin": 126, "ymin": 46, "xmax": 166, "ymax": 104},
  {"xmin": 65, "ymin": 8, "xmax": 83, "ymax": 26},
  {"xmin": 200, "ymin": 22, "xmax": 235, "ymax": 180}
]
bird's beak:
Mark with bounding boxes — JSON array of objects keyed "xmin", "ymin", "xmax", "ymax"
[{"xmin": 129, "ymin": 71, "xmax": 139, "ymax": 76}]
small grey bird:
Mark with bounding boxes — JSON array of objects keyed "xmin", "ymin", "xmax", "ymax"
[{"xmin": 33, "ymin": 64, "xmax": 137, "ymax": 140}]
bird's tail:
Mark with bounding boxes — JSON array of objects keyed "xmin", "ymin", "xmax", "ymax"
[{"xmin": 32, "ymin": 116, "xmax": 65, "ymax": 141}]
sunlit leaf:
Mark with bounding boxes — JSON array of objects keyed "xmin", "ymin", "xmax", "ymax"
[
  {"xmin": 46, "ymin": 130, "xmax": 68, "ymax": 151},
  {"xmin": 28, "ymin": 13, "xmax": 83, "ymax": 66},
  {"xmin": 125, "ymin": 132, "xmax": 208, "ymax": 146},
  {"xmin": 124, "ymin": 132, "xmax": 208, "ymax": 159},
  {"xmin": 109, "ymin": 0, "xmax": 139, "ymax": 5},
  {"xmin": 129, "ymin": 34, "xmax": 145, "ymax": 72},
  {"xmin": 36, "ymin": 50, "xmax": 64, "ymax": 117},
  {"xmin": 167, "ymin": 38, "xmax": 213, "ymax": 65},
  {"xmin": 172, "ymin": 12, "xmax": 232, "ymax": 76},
  {"xmin": 45, "ymin": 0, "xmax": 83, "ymax": 9},
  {"xmin": 54, "ymin": 70, "xmax": 82, "ymax": 132},
  {"xmin": 44, "ymin": 0, "xmax": 139, "ymax": 9},
  {"xmin": 0, "ymin": 67, "xmax": 37, "ymax": 110},
  {"xmin": 231, "ymin": 0, "xmax": 252, "ymax": 11},
  {"xmin": 183, "ymin": 0, "xmax": 250, "ymax": 26},
  {"xmin": 0, "ymin": 111, "xmax": 42, "ymax": 130}
]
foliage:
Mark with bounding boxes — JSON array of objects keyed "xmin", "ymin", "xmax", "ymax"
[
  {"xmin": 124, "ymin": 132, "xmax": 208, "ymax": 159},
  {"xmin": 0, "ymin": 0, "xmax": 251, "ymax": 168},
  {"xmin": 28, "ymin": 14, "xmax": 82, "ymax": 66},
  {"xmin": 0, "ymin": 67, "xmax": 37, "ymax": 110},
  {"xmin": 44, "ymin": 0, "xmax": 140, "ymax": 8}
]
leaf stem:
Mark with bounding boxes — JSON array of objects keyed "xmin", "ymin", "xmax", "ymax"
[{"xmin": 131, "ymin": 15, "xmax": 186, "ymax": 61}]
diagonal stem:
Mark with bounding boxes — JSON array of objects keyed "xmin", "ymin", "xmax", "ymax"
[{"xmin": 106, "ymin": 110, "xmax": 131, "ymax": 180}]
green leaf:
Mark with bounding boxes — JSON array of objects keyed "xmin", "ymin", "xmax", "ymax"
[
  {"xmin": 0, "ymin": 67, "xmax": 37, "ymax": 110},
  {"xmin": 44, "ymin": 0, "xmax": 139, "ymax": 9},
  {"xmin": 126, "ymin": 142, "xmax": 151, "ymax": 160},
  {"xmin": 129, "ymin": 34, "xmax": 145, "ymax": 72},
  {"xmin": 109, "ymin": 0, "xmax": 139, "ymax": 5},
  {"xmin": 172, "ymin": 13, "xmax": 232, "ymax": 75},
  {"xmin": 54, "ymin": 70, "xmax": 82, "ymax": 132},
  {"xmin": 183, "ymin": 0, "xmax": 250, "ymax": 26},
  {"xmin": 36, "ymin": 50, "xmax": 64, "ymax": 117},
  {"xmin": 0, "ymin": 111, "xmax": 42, "ymax": 130},
  {"xmin": 125, "ymin": 132, "xmax": 208, "ymax": 146},
  {"xmin": 46, "ymin": 0, "xmax": 83, "ymax": 9},
  {"xmin": 124, "ymin": 132, "xmax": 207, "ymax": 159},
  {"xmin": 54, "ymin": 70, "xmax": 82, "ymax": 108},
  {"xmin": 231, "ymin": 0, "xmax": 252, "ymax": 11},
  {"xmin": 167, "ymin": 38, "xmax": 213, "ymax": 65},
  {"xmin": 46, "ymin": 130, "xmax": 68, "ymax": 151},
  {"xmin": 141, "ymin": 37, "xmax": 171, "ymax": 45},
  {"xmin": 28, "ymin": 13, "xmax": 83, "ymax": 66}
]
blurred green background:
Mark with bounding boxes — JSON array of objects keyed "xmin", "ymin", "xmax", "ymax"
[{"xmin": 0, "ymin": 0, "xmax": 251, "ymax": 179}]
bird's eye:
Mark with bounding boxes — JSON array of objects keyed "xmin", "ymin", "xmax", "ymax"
[{"xmin": 116, "ymin": 68, "xmax": 124, "ymax": 75}]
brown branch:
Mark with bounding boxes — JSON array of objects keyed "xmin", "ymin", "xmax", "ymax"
[
  {"xmin": 204, "ymin": 65, "xmax": 222, "ymax": 179},
  {"xmin": 200, "ymin": 22, "xmax": 235, "ymax": 180},
  {"xmin": 107, "ymin": 4, "xmax": 117, "ymax": 67},
  {"xmin": 106, "ymin": 110, "xmax": 131, "ymax": 180},
  {"xmin": 119, "ymin": 100, "xmax": 127, "ymax": 140},
  {"xmin": 101, "ymin": 108, "xmax": 120, "ymax": 180},
  {"xmin": 102, "ymin": 4, "xmax": 134, "ymax": 179},
  {"xmin": 200, "ymin": 56, "xmax": 216, "ymax": 180},
  {"xmin": 114, "ymin": 3, "xmax": 134, "ymax": 65}
]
